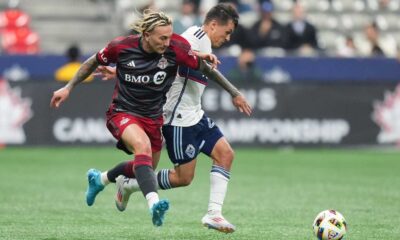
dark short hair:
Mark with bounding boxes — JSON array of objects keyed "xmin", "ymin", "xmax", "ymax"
[{"xmin": 204, "ymin": 3, "xmax": 239, "ymax": 28}]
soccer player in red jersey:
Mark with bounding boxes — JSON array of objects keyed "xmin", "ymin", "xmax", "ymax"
[
  {"xmin": 50, "ymin": 9, "xmax": 249, "ymax": 227},
  {"xmin": 95, "ymin": 4, "xmax": 253, "ymax": 233}
]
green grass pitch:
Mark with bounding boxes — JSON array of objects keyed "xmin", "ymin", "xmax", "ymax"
[{"xmin": 0, "ymin": 147, "xmax": 399, "ymax": 240}]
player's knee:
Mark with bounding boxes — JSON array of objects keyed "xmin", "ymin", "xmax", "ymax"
[
  {"xmin": 221, "ymin": 147, "xmax": 234, "ymax": 163},
  {"xmin": 131, "ymin": 141, "xmax": 152, "ymax": 156},
  {"xmin": 177, "ymin": 175, "xmax": 193, "ymax": 187},
  {"xmin": 179, "ymin": 178, "xmax": 192, "ymax": 187}
]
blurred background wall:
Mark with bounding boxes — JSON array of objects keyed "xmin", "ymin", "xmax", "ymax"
[{"xmin": 1, "ymin": 0, "xmax": 400, "ymax": 148}]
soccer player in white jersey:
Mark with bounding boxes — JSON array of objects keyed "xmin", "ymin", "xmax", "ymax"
[
  {"xmin": 161, "ymin": 5, "xmax": 248, "ymax": 233},
  {"xmin": 99, "ymin": 3, "xmax": 251, "ymax": 233}
]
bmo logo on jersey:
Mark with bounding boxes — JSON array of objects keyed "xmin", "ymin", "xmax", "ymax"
[
  {"xmin": 153, "ymin": 71, "xmax": 167, "ymax": 85},
  {"xmin": 124, "ymin": 71, "xmax": 167, "ymax": 85}
]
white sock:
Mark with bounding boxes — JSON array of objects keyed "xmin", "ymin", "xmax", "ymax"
[
  {"xmin": 100, "ymin": 172, "xmax": 110, "ymax": 186},
  {"xmin": 208, "ymin": 171, "xmax": 229, "ymax": 214},
  {"xmin": 124, "ymin": 172, "xmax": 161, "ymax": 192},
  {"xmin": 146, "ymin": 192, "xmax": 159, "ymax": 209},
  {"xmin": 123, "ymin": 178, "xmax": 141, "ymax": 192}
]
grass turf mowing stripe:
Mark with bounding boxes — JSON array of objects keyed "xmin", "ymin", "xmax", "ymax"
[{"xmin": 0, "ymin": 147, "xmax": 399, "ymax": 239}]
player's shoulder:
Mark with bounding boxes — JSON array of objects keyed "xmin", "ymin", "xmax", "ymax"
[
  {"xmin": 186, "ymin": 26, "xmax": 207, "ymax": 40},
  {"xmin": 181, "ymin": 26, "xmax": 211, "ymax": 52},
  {"xmin": 182, "ymin": 26, "xmax": 206, "ymax": 40},
  {"xmin": 171, "ymin": 33, "xmax": 190, "ymax": 44},
  {"xmin": 170, "ymin": 33, "xmax": 192, "ymax": 51}
]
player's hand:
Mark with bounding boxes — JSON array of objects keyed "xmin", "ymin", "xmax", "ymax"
[
  {"xmin": 197, "ymin": 52, "xmax": 220, "ymax": 69},
  {"xmin": 232, "ymin": 94, "xmax": 252, "ymax": 116},
  {"xmin": 50, "ymin": 87, "xmax": 70, "ymax": 108},
  {"xmin": 93, "ymin": 66, "xmax": 117, "ymax": 81}
]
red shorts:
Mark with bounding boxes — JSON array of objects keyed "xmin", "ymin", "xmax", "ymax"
[{"xmin": 106, "ymin": 112, "xmax": 163, "ymax": 153}]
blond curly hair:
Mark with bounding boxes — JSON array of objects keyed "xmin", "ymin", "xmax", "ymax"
[{"xmin": 131, "ymin": 9, "xmax": 172, "ymax": 34}]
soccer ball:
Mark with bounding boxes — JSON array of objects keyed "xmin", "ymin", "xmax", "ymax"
[{"xmin": 312, "ymin": 210, "xmax": 347, "ymax": 240}]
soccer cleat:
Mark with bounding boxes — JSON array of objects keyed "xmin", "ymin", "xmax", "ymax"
[
  {"xmin": 115, "ymin": 175, "xmax": 134, "ymax": 211},
  {"xmin": 85, "ymin": 168, "xmax": 104, "ymax": 206},
  {"xmin": 201, "ymin": 211, "xmax": 236, "ymax": 233},
  {"xmin": 150, "ymin": 199, "xmax": 170, "ymax": 227}
]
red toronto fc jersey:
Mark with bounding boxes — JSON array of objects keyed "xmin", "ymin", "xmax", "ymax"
[{"xmin": 96, "ymin": 34, "xmax": 200, "ymax": 119}]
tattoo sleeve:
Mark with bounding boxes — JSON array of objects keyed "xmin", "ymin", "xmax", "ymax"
[
  {"xmin": 199, "ymin": 60, "xmax": 241, "ymax": 97},
  {"xmin": 65, "ymin": 54, "xmax": 99, "ymax": 90}
]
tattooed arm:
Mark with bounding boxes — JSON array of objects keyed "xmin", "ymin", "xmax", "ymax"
[
  {"xmin": 65, "ymin": 54, "xmax": 99, "ymax": 90},
  {"xmin": 198, "ymin": 60, "xmax": 252, "ymax": 116},
  {"xmin": 50, "ymin": 54, "xmax": 99, "ymax": 108}
]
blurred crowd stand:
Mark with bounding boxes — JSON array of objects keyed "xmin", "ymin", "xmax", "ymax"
[
  {"xmin": 284, "ymin": 2, "xmax": 319, "ymax": 56},
  {"xmin": 227, "ymin": 48, "xmax": 264, "ymax": 82},
  {"xmin": 54, "ymin": 44, "xmax": 94, "ymax": 83},
  {"xmin": 0, "ymin": 0, "xmax": 399, "ymax": 61},
  {"xmin": 336, "ymin": 35, "xmax": 360, "ymax": 57},
  {"xmin": 247, "ymin": 1, "xmax": 287, "ymax": 51},
  {"xmin": 173, "ymin": 0, "xmax": 203, "ymax": 34},
  {"xmin": 0, "ymin": 0, "xmax": 40, "ymax": 54}
]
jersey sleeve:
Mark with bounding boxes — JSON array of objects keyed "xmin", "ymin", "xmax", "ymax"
[
  {"xmin": 197, "ymin": 37, "xmax": 212, "ymax": 54},
  {"xmin": 172, "ymin": 34, "xmax": 200, "ymax": 70},
  {"xmin": 96, "ymin": 36, "xmax": 124, "ymax": 65},
  {"xmin": 181, "ymin": 28, "xmax": 212, "ymax": 54},
  {"xmin": 181, "ymin": 29, "xmax": 200, "ymax": 52}
]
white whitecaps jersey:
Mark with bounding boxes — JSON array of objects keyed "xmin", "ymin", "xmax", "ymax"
[{"xmin": 163, "ymin": 26, "xmax": 212, "ymax": 126}]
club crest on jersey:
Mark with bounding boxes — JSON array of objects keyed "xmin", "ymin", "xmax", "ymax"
[
  {"xmin": 158, "ymin": 56, "xmax": 168, "ymax": 69},
  {"xmin": 185, "ymin": 144, "xmax": 195, "ymax": 158},
  {"xmin": 207, "ymin": 118, "xmax": 215, "ymax": 128}
]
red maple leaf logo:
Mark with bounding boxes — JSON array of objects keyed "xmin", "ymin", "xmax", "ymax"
[
  {"xmin": 0, "ymin": 79, "xmax": 33, "ymax": 144},
  {"xmin": 372, "ymin": 84, "xmax": 400, "ymax": 146}
]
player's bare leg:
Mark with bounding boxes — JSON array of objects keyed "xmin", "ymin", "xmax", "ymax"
[
  {"xmin": 121, "ymin": 124, "xmax": 169, "ymax": 227},
  {"xmin": 202, "ymin": 137, "xmax": 235, "ymax": 233},
  {"xmin": 90, "ymin": 123, "xmax": 169, "ymax": 226},
  {"xmin": 164, "ymin": 160, "xmax": 197, "ymax": 187},
  {"xmin": 116, "ymin": 137, "xmax": 235, "ymax": 232}
]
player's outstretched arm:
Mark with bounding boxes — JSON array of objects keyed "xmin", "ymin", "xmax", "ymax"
[
  {"xmin": 232, "ymin": 94, "xmax": 252, "ymax": 116},
  {"xmin": 198, "ymin": 60, "xmax": 252, "ymax": 116},
  {"xmin": 50, "ymin": 54, "xmax": 99, "ymax": 108}
]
